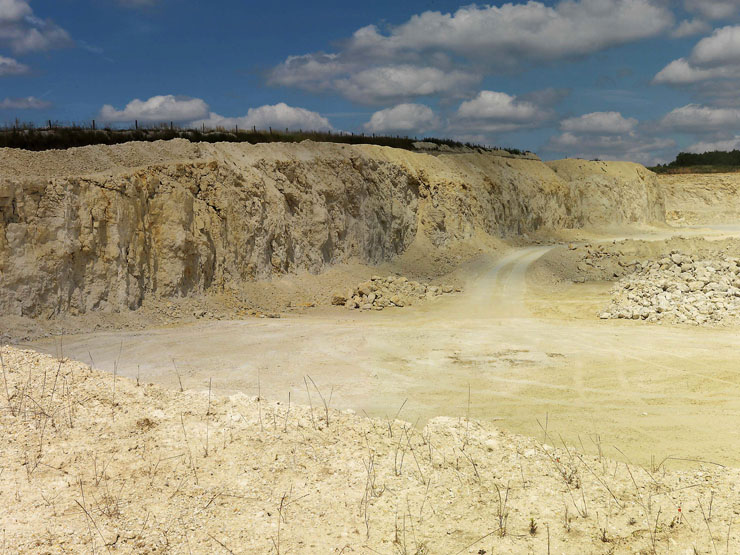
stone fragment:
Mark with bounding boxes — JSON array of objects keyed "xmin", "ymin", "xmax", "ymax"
[
  {"xmin": 602, "ymin": 251, "xmax": 740, "ymax": 326},
  {"xmin": 340, "ymin": 275, "xmax": 459, "ymax": 310}
]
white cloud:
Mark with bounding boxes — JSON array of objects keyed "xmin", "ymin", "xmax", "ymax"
[
  {"xmin": 0, "ymin": 0, "xmax": 31, "ymax": 21},
  {"xmin": 99, "ymin": 95, "xmax": 210, "ymax": 123},
  {"xmin": 334, "ymin": 66, "xmax": 479, "ymax": 104},
  {"xmin": 671, "ymin": 19, "xmax": 711, "ymax": 38},
  {"xmin": 363, "ymin": 103, "xmax": 439, "ymax": 133},
  {"xmin": 0, "ymin": 0, "xmax": 72, "ymax": 53},
  {"xmin": 684, "ymin": 0, "xmax": 740, "ymax": 20},
  {"xmin": 271, "ymin": 1, "xmax": 673, "ymax": 104},
  {"xmin": 344, "ymin": 0, "xmax": 673, "ymax": 66},
  {"xmin": 100, "ymin": 96, "xmax": 332, "ymax": 131},
  {"xmin": 270, "ymin": 59, "xmax": 479, "ymax": 105},
  {"xmin": 655, "ymin": 26, "xmax": 740, "ymax": 84},
  {"xmin": 653, "ymin": 58, "xmax": 731, "ymax": 84},
  {"xmin": 268, "ymin": 53, "xmax": 345, "ymax": 90},
  {"xmin": 545, "ymin": 110, "xmax": 675, "ymax": 165},
  {"xmin": 456, "ymin": 91, "xmax": 537, "ymax": 120},
  {"xmin": 690, "ymin": 25, "xmax": 740, "ymax": 66},
  {"xmin": 0, "ymin": 96, "xmax": 50, "ymax": 109},
  {"xmin": 561, "ymin": 111, "xmax": 637, "ymax": 134},
  {"xmin": 686, "ymin": 136, "xmax": 740, "ymax": 152},
  {"xmin": 0, "ymin": 54, "xmax": 27, "ymax": 75},
  {"xmin": 546, "ymin": 131, "xmax": 675, "ymax": 165},
  {"xmin": 659, "ymin": 104, "xmax": 740, "ymax": 132},
  {"xmin": 451, "ymin": 90, "xmax": 551, "ymax": 132},
  {"xmin": 192, "ymin": 103, "xmax": 332, "ymax": 131}
]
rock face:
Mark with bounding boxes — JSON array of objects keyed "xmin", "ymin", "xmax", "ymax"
[
  {"xmin": 659, "ymin": 172, "xmax": 740, "ymax": 225},
  {"xmin": 602, "ymin": 251, "xmax": 740, "ymax": 325},
  {"xmin": 0, "ymin": 140, "xmax": 665, "ymax": 317},
  {"xmin": 547, "ymin": 159, "xmax": 665, "ymax": 225},
  {"xmin": 340, "ymin": 275, "xmax": 458, "ymax": 310}
]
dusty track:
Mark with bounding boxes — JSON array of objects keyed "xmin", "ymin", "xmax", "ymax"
[{"xmin": 26, "ymin": 225, "xmax": 740, "ymax": 469}]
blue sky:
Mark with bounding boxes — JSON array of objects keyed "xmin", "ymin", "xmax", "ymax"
[{"xmin": 4, "ymin": 1, "xmax": 740, "ymax": 164}]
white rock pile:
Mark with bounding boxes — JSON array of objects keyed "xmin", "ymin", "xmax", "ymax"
[
  {"xmin": 332, "ymin": 275, "xmax": 459, "ymax": 310},
  {"xmin": 601, "ymin": 251, "xmax": 740, "ymax": 325}
]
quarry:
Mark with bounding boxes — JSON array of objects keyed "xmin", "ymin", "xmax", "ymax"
[{"xmin": 2, "ymin": 139, "xmax": 740, "ymax": 553}]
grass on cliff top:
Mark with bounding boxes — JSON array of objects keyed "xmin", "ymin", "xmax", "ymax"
[{"xmin": 0, "ymin": 121, "xmax": 529, "ymax": 156}]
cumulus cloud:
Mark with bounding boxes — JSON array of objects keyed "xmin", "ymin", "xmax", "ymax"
[
  {"xmin": 653, "ymin": 58, "xmax": 731, "ymax": 84},
  {"xmin": 333, "ymin": 66, "xmax": 479, "ymax": 104},
  {"xmin": 684, "ymin": 0, "xmax": 740, "ymax": 20},
  {"xmin": 268, "ymin": 53, "xmax": 345, "ymax": 91},
  {"xmin": 0, "ymin": 96, "xmax": 50, "ymax": 109},
  {"xmin": 99, "ymin": 95, "xmax": 332, "ymax": 130},
  {"xmin": 545, "ymin": 131, "xmax": 675, "ymax": 165},
  {"xmin": 270, "ymin": 59, "xmax": 480, "ymax": 105},
  {"xmin": 99, "ymin": 95, "xmax": 210, "ymax": 123},
  {"xmin": 191, "ymin": 103, "xmax": 332, "ymax": 131},
  {"xmin": 0, "ymin": 54, "xmax": 27, "ymax": 75},
  {"xmin": 270, "ymin": 1, "xmax": 672, "ymax": 104},
  {"xmin": 658, "ymin": 104, "xmax": 740, "ymax": 132},
  {"xmin": 655, "ymin": 26, "xmax": 740, "ymax": 84},
  {"xmin": 671, "ymin": 19, "xmax": 711, "ymax": 38},
  {"xmin": 363, "ymin": 103, "xmax": 439, "ymax": 133},
  {"xmin": 686, "ymin": 136, "xmax": 740, "ymax": 152},
  {"xmin": 0, "ymin": 0, "xmax": 72, "ymax": 53},
  {"xmin": 451, "ymin": 90, "xmax": 551, "ymax": 133},
  {"xmin": 344, "ymin": 0, "xmax": 673, "ymax": 66},
  {"xmin": 545, "ymin": 110, "xmax": 676, "ymax": 164},
  {"xmin": 0, "ymin": 0, "xmax": 30, "ymax": 20},
  {"xmin": 560, "ymin": 111, "xmax": 637, "ymax": 134},
  {"xmin": 690, "ymin": 25, "xmax": 740, "ymax": 66}
]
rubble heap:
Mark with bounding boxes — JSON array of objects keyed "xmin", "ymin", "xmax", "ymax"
[
  {"xmin": 601, "ymin": 251, "xmax": 740, "ymax": 325},
  {"xmin": 333, "ymin": 275, "xmax": 459, "ymax": 310}
]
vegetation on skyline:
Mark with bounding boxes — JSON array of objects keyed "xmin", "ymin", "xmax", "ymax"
[{"xmin": 0, "ymin": 121, "xmax": 529, "ymax": 156}]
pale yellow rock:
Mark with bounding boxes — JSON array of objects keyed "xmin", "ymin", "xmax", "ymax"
[{"xmin": 0, "ymin": 140, "xmax": 664, "ymax": 317}]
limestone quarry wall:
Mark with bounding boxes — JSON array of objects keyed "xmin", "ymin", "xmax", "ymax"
[
  {"xmin": 546, "ymin": 159, "xmax": 665, "ymax": 225},
  {"xmin": 659, "ymin": 173, "xmax": 740, "ymax": 225},
  {"xmin": 0, "ymin": 140, "xmax": 664, "ymax": 317}
]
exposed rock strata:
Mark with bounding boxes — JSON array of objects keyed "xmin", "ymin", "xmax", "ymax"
[
  {"xmin": 659, "ymin": 172, "xmax": 740, "ymax": 225},
  {"xmin": 546, "ymin": 159, "xmax": 665, "ymax": 225},
  {"xmin": 0, "ymin": 140, "xmax": 664, "ymax": 317}
]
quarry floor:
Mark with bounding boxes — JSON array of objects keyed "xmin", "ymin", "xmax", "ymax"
[{"xmin": 24, "ymin": 224, "xmax": 740, "ymax": 470}]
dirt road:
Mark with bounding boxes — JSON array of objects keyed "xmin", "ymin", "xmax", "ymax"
[{"xmin": 28, "ymin": 231, "xmax": 740, "ymax": 468}]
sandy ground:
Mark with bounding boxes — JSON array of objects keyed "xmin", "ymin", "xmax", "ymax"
[
  {"xmin": 5, "ymin": 345, "xmax": 740, "ymax": 554},
  {"xmin": 26, "ymin": 224, "xmax": 740, "ymax": 470}
]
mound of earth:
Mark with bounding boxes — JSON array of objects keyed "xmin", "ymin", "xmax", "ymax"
[
  {"xmin": 1, "ymin": 345, "xmax": 738, "ymax": 554},
  {"xmin": 334, "ymin": 274, "xmax": 460, "ymax": 310},
  {"xmin": 601, "ymin": 252, "xmax": 740, "ymax": 325}
]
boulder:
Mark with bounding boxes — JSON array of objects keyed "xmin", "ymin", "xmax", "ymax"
[{"xmin": 331, "ymin": 294, "xmax": 348, "ymax": 306}]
